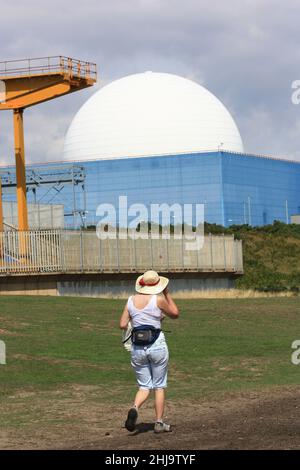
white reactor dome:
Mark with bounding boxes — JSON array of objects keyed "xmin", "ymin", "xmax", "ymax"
[{"xmin": 63, "ymin": 72, "xmax": 244, "ymax": 161}]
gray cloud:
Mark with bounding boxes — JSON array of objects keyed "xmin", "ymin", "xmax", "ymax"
[{"xmin": 1, "ymin": 0, "xmax": 300, "ymax": 164}]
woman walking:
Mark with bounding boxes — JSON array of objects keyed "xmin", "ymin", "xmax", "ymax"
[{"xmin": 119, "ymin": 270, "xmax": 179, "ymax": 433}]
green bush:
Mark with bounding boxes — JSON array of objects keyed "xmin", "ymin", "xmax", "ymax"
[{"xmin": 206, "ymin": 221, "xmax": 300, "ymax": 293}]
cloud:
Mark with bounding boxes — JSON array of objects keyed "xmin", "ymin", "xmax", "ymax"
[{"xmin": 0, "ymin": 0, "xmax": 300, "ymax": 164}]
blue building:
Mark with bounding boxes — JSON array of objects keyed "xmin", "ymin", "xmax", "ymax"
[
  {"xmin": 1, "ymin": 150, "xmax": 298, "ymax": 229},
  {"xmin": 59, "ymin": 150, "xmax": 300, "ymax": 227}
]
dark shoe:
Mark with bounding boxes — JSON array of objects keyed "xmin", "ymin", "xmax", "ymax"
[{"xmin": 125, "ymin": 407, "xmax": 138, "ymax": 432}]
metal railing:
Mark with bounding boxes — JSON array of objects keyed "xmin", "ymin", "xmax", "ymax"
[
  {"xmin": 0, "ymin": 56, "xmax": 97, "ymax": 81},
  {"xmin": 3, "ymin": 221, "xmax": 17, "ymax": 231},
  {"xmin": 0, "ymin": 230, "xmax": 62, "ymax": 273},
  {"xmin": 0, "ymin": 230, "xmax": 243, "ymax": 275}
]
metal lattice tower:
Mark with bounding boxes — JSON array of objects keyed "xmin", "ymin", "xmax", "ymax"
[{"xmin": 0, "ymin": 164, "xmax": 87, "ymax": 228}]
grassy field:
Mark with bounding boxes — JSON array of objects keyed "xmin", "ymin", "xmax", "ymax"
[{"xmin": 0, "ymin": 295, "xmax": 299, "ymax": 407}]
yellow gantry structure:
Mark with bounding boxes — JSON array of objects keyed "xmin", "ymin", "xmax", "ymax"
[
  {"xmin": 0, "ymin": 177, "xmax": 3, "ymax": 231},
  {"xmin": 0, "ymin": 56, "xmax": 97, "ymax": 231}
]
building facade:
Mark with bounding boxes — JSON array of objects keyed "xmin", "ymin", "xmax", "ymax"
[{"xmin": 2, "ymin": 150, "xmax": 299, "ymax": 228}]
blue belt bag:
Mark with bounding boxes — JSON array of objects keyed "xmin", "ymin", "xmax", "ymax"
[{"xmin": 131, "ymin": 325, "xmax": 161, "ymax": 346}]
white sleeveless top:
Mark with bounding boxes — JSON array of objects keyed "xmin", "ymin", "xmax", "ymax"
[{"xmin": 127, "ymin": 295, "xmax": 162, "ymax": 329}]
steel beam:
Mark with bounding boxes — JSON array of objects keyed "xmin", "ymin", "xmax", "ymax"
[
  {"xmin": 0, "ymin": 177, "xmax": 3, "ymax": 231},
  {"xmin": 13, "ymin": 109, "xmax": 28, "ymax": 231}
]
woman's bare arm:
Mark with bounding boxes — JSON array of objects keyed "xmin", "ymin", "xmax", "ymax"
[
  {"xmin": 157, "ymin": 288, "xmax": 179, "ymax": 319},
  {"xmin": 119, "ymin": 304, "xmax": 130, "ymax": 329}
]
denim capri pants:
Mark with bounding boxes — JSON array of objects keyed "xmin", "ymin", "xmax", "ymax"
[{"xmin": 130, "ymin": 332, "xmax": 169, "ymax": 390}]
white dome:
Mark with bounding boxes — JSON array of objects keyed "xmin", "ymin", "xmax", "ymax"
[{"xmin": 63, "ymin": 72, "xmax": 244, "ymax": 161}]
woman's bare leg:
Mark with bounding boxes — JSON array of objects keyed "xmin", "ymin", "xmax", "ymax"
[
  {"xmin": 154, "ymin": 388, "xmax": 165, "ymax": 421},
  {"xmin": 125, "ymin": 389, "xmax": 150, "ymax": 431},
  {"xmin": 133, "ymin": 388, "xmax": 150, "ymax": 409}
]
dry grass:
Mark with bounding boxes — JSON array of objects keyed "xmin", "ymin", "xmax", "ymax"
[
  {"xmin": 172, "ymin": 289, "xmax": 297, "ymax": 299},
  {"xmin": 64, "ymin": 289, "xmax": 298, "ymax": 299}
]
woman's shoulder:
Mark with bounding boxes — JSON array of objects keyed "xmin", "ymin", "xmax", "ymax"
[{"xmin": 127, "ymin": 295, "xmax": 134, "ymax": 305}]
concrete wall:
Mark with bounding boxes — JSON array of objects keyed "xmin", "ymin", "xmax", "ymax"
[
  {"xmin": 0, "ymin": 276, "xmax": 57, "ymax": 296},
  {"xmin": 3, "ymin": 202, "xmax": 65, "ymax": 229},
  {"xmin": 291, "ymin": 215, "xmax": 300, "ymax": 224},
  {"xmin": 0, "ymin": 272, "xmax": 238, "ymax": 297},
  {"xmin": 58, "ymin": 276, "xmax": 235, "ymax": 297}
]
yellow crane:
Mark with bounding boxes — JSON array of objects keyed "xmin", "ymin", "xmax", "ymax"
[{"xmin": 0, "ymin": 56, "xmax": 97, "ymax": 231}]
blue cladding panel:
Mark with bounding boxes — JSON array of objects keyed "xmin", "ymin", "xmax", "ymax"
[
  {"xmin": 1, "ymin": 151, "xmax": 300, "ymax": 227},
  {"xmin": 79, "ymin": 152, "xmax": 224, "ymax": 226},
  {"xmin": 221, "ymin": 152, "xmax": 300, "ymax": 226}
]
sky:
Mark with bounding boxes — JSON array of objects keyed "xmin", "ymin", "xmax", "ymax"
[{"xmin": 1, "ymin": 0, "xmax": 300, "ymax": 165}]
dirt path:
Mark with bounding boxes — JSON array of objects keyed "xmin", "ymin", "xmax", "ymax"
[{"xmin": 0, "ymin": 386, "xmax": 299, "ymax": 450}]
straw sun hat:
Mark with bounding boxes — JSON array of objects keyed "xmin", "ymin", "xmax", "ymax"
[{"xmin": 135, "ymin": 270, "xmax": 169, "ymax": 295}]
